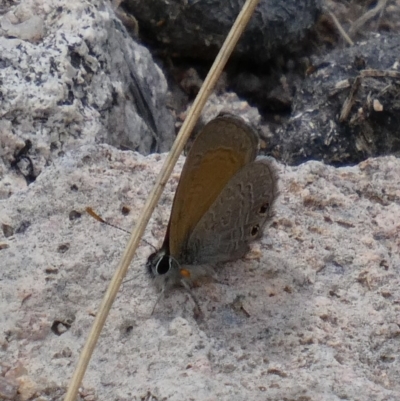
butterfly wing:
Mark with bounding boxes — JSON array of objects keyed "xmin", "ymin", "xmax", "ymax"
[
  {"xmin": 167, "ymin": 114, "xmax": 259, "ymax": 261},
  {"xmin": 183, "ymin": 158, "xmax": 278, "ymax": 265}
]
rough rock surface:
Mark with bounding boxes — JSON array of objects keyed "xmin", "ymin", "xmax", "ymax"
[
  {"xmin": 0, "ymin": 0, "xmax": 174, "ymax": 198},
  {"xmin": 1, "ymin": 144, "xmax": 399, "ymax": 400},
  {"xmin": 271, "ymin": 33, "xmax": 400, "ymax": 166}
]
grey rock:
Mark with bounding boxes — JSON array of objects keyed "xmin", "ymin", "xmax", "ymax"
[
  {"xmin": 0, "ymin": 0, "xmax": 174, "ymax": 197},
  {"xmin": 122, "ymin": 0, "xmax": 321, "ymax": 63},
  {"xmin": 272, "ymin": 33, "xmax": 400, "ymax": 166}
]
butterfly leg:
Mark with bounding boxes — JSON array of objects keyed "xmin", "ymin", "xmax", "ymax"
[{"xmin": 180, "ymin": 279, "xmax": 204, "ymax": 319}]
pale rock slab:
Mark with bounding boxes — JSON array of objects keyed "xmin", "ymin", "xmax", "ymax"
[{"xmin": 1, "ymin": 144, "xmax": 399, "ymax": 400}]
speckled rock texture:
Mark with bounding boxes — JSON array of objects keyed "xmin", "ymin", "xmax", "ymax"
[
  {"xmin": 1, "ymin": 144, "xmax": 399, "ymax": 401},
  {"xmin": 0, "ymin": 0, "xmax": 174, "ymax": 198}
]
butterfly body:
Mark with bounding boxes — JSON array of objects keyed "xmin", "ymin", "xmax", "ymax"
[{"xmin": 147, "ymin": 114, "xmax": 278, "ymax": 294}]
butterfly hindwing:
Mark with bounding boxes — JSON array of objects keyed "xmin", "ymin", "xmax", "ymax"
[{"xmin": 183, "ymin": 158, "xmax": 278, "ymax": 265}]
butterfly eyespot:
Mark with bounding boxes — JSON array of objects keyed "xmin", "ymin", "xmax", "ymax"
[
  {"xmin": 156, "ymin": 255, "xmax": 171, "ymax": 275},
  {"xmin": 251, "ymin": 224, "xmax": 260, "ymax": 237},
  {"xmin": 259, "ymin": 202, "xmax": 270, "ymax": 215}
]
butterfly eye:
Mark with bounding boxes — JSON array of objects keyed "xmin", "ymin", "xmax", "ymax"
[
  {"xmin": 258, "ymin": 202, "xmax": 270, "ymax": 215},
  {"xmin": 251, "ymin": 224, "xmax": 260, "ymax": 237},
  {"xmin": 156, "ymin": 255, "xmax": 171, "ymax": 275}
]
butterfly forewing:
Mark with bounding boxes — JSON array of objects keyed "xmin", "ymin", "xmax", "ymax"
[
  {"xmin": 167, "ymin": 115, "xmax": 259, "ymax": 260},
  {"xmin": 183, "ymin": 158, "xmax": 278, "ymax": 265}
]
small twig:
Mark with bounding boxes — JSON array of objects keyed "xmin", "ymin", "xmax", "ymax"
[
  {"xmin": 328, "ymin": 11, "xmax": 354, "ymax": 46},
  {"xmin": 349, "ymin": 0, "xmax": 388, "ymax": 37},
  {"xmin": 360, "ymin": 69, "xmax": 400, "ymax": 79},
  {"xmin": 339, "ymin": 76, "xmax": 361, "ymax": 122}
]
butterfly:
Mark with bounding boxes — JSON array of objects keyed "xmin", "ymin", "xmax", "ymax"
[{"xmin": 147, "ymin": 113, "xmax": 278, "ymax": 309}]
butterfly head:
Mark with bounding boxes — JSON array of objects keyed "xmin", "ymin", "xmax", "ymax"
[
  {"xmin": 146, "ymin": 249, "xmax": 190, "ymax": 290},
  {"xmin": 146, "ymin": 249, "xmax": 203, "ymax": 315}
]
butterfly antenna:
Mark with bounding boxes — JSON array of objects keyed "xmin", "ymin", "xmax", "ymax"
[
  {"xmin": 144, "ymin": 239, "xmax": 158, "ymax": 253},
  {"xmin": 85, "ymin": 207, "xmax": 157, "ymax": 250},
  {"xmin": 86, "ymin": 207, "xmax": 131, "ymax": 234}
]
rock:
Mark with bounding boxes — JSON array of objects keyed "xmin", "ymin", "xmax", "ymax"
[
  {"xmin": 272, "ymin": 33, "xmax": 400, "ymax": 165},
  {"xmin": 16, "ymin": 376, "xmax": 37, "ymax": 401},
  {"xmin": 120, "ymin": 0, "xmax": 321, "ymax": 64},
  {"xmin": 1, "ymin": 143, "xmax": 399, "ymax": 400},
  {"xmin": 0, "ymin": 0, "xmax": 174, "ymax": 197},
  {"xmin": 0, "ymin": 376, "xmax": 18, "ymax": 400},
  {"xmin": 0, "ymin": 15, "xmax": 44, "ymax": 42}
]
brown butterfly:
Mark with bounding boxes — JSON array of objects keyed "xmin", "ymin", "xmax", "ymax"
[{"xmin": 147, "ymin": 114, "xmax": 278, "ymax": 309}]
